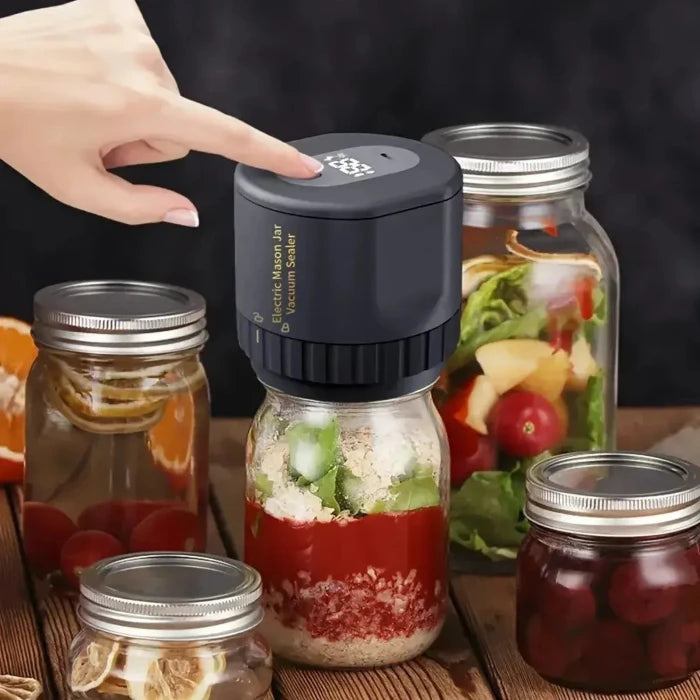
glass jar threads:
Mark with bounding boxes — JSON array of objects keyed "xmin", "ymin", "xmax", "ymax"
[
  {"xmin": 423, "ymin": 123, "xmax": 619, "ymax": 565},
  {"xmin": 517, "ymin": 452, "xmax": 700, "ymax": 693},
  {"xmin": 68, "ymin": 553, "xmax": 272, "ymax": 700},
  {"xmin": 244, "ymin": 388, "xmax": 449, "ymax": 668},
  {"xmin": 24, "ymin": 281, "xmax": 210, "ymax": 591}
]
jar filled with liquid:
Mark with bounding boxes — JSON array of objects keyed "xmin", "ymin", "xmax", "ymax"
[{"xmin": 23, "ymin": 281, "xmax": 209, "ymax": 592}]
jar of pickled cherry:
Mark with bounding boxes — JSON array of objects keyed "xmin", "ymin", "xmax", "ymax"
[
  {"xmin": 517, "ymin": 451, "xmax": 700, "ymax": 693},
  {"xmin": 68, "ymin": 552, "xmax": 272, "ymax": 699},
  {"xmin": 422, "ymin": 123, "xmax": 619, "ymax": 568},
  {"xmin": 23, "ymin": 281, "xmax": 210, "ymax": 592}
]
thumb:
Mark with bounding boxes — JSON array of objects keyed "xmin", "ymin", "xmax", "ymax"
[{"xmin": 54, "ymin": 164, "xmax": 198, "ymax": 227}]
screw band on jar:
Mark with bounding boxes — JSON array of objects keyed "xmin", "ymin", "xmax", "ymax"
[{"xmin": 525, "ymin": 451, "xmax": 700, "ymax": 538}]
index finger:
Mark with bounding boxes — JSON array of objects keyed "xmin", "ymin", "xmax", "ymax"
[{"xmin": 148, "ymin": 93, "xmax": 323, "ymax": 178}]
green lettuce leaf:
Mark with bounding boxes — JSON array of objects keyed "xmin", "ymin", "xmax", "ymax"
[
  {"xmin": 449, "ymin": 264, "xmax": 548, "ymax": 371},
  {"xmin": 583, "ymin": 286, "xmax": 607, "ymax": 345},
  {"xmin": 370, "ymin": 471, "xmax": 440, "ymax": 513},
  {"xmin": 565, "ymin": 371, "xmax": 606, "ymax": 451},
  {"xmin": 449, "ymin": 452, "xmax": 550, "ymax": 561},
  {"xmin": 337, "ymin": 465, "xmax": 364, "ymax": 514}
]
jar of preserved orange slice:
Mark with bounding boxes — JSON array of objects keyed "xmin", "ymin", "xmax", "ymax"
[{"xmin": 23, "ymin": 281, "xmax": 210, "ymax": 592}]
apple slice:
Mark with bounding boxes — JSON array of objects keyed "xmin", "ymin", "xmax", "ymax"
[
  {"xmin": 462, "ymin": 374, "xmax": 498, "ymax": 435},
  {"xmin": 566, "ymin": 336, "xmax": 598, "ymax": 392},
  {"xmin": 475, "ymin": 339, "xmax": 553, "ymax": 395},
  {"xmin": 518, "ymin": 350, "xmax": 570, "ymax": 401}
]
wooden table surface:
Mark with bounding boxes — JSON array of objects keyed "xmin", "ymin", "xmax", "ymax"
[{"xmin": 4, "ymin": 407, "xmax": 700, "ymax": 699}]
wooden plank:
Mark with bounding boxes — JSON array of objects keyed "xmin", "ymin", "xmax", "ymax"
[
  {"xmin": 450, "ymin": 407, "xmax": 700, "ymax": 700},
  {"xmin": 0, "ymin": 488, "xmax": 53, "ymax": 698},
  {"xmin": 209, "ymin": 422, "xmax": 494, "ymax": 700}
]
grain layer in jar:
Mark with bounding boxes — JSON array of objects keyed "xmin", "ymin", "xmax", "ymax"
[
  {"xmin": 68, "ymin": 552, "xmax": 272, "ymax": 700},
  {"xmin": 244, "ymin": 389, "xmax": 449, "ymax": 668},
  {"xmin": 423, "ymin": 123, "xmax": 619, "ymax": 568},
  {"xmin": 517, "ymin": 452, "xmax": 700, "ymax": 693},
  {"xmin": 24, "ymin": 281, "xmax": 209, "ymax": 593}
]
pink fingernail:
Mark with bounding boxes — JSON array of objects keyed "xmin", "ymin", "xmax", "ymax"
[
  {"xmin": 299, "ymin": 153, "xmax": 324, "ymax": 175},
  {"xmin": 163, "ymin": 209, "xmax": 199, "ymax": 228}
]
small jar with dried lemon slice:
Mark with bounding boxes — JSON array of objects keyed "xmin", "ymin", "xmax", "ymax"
[
  {"xmin": 68, "ymin": 552, "xmax": 272, "ymax": 700},
  {"xmin": 24, "ymin": 281, "xmax": 210, "ymax": 591}
]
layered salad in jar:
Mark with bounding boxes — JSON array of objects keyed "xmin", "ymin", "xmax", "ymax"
[
  {"xmin": 244, "ymin": 400, "xmax": 447, "ymax": 668},
  {"xmin": 437, "ymin": 228, "xmax": 609, "ymax": 561}
]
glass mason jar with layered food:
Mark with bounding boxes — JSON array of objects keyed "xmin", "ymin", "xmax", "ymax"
[
  {"xmin": 24, "ymin": 281, "xmax": 209, "ymax": 592},
  {"xmin": 244, "ymin": 389, "xmax": 449, "ymax": 668},
  {"xmin": 423, "ymin": 124, "xmax": 619, "ymax": 566}
]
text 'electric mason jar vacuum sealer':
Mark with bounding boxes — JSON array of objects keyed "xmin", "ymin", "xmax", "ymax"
[{"xmin": 234, "ymin": 134, "xmax": 462, "ymax": 667}]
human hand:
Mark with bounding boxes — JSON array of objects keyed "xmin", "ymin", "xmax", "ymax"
[{"xmin": 0, "ymin": 0, "xmax": 323, "ymax": 227}]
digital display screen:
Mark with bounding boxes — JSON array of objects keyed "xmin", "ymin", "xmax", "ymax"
[
  {"xmin": 323, "ymin": 153, "xmax": 376, "ymax": 178},
  {"xmin": 279, "ymin": 145, "xmax": 420, "ymax": 188}
]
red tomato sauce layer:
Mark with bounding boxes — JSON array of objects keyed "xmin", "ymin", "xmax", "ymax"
[{"xmin": 245, "ymin": 500, "xmax": 447, "ymax": 642}]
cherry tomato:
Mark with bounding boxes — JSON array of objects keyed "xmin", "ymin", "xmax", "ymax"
[
  {"xmin": 489, "ymin": 391, "xmax": 562, "ymax": 457},
  {"xmin": 60, "ymin": 530, "xmax": 125, "ymax": 588},
  {"xmin": 129, "ymin": 507, "xmax": 204, "ymax": 553},
  {"xmin": 441, "ymin": 416, "xmax": 496, "ymax": 488},
  {"xmin": 23, "ymin": 502, "xmax": 78, "ymax": 577},
  {"xmin": 77, "ymin": 500, "xmax": 172, "ymax": 546}
]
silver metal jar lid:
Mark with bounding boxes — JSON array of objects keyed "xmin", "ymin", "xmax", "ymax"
[
  {"xmin": 32, "ymin": 280, "xmax": 207, "ymax": 356},
  {"xmin": 422, "ymin": 123, "xmax": 591, "ymax": 197},
  {"xmin": 78, "ymin": 552, "xmax": 263, "ymax": 642},
  {"xmin": 525, "ymin": 452, "xmax": 700, "ymax": 538}
]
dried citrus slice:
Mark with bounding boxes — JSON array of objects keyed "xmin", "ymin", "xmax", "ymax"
[
  {"xmin": 0, "ymin": 318, "xmax": 37, "ymax": 483},
  {"xmin": 125, "ymin": 648, "xmax": 220, "ymax": 700},
  {"xmin": 70, "ymin": 639, "xmax": 119, "ymax": 692},
  {"xmin": 148, "ymin": 391, "xmax": 195, "ymax": 485},
  {"xmin": 0, "ymin": 674, "xmax": 41, "ymax": 700}
]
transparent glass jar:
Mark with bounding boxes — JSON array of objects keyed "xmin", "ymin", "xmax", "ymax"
[
  {"xmin": 517, "ymin": 452, "xmax": 700, "ymax": 693},
  {"xmin": 68, "ymin": 553, "xmax": 272, "ymax": 700},
  {"xmin": 423, "ymin": 124, "xmax": 619, "ymax": 566},
  {"xmin": 244, "ymin": 388, "xmax": 449, "ymax": 668},
  {"xmin": 24, "ymin": 281, "xmax": 209, "ymax": 592}
]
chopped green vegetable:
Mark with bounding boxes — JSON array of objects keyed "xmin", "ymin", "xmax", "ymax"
[
  {"xmin": 371, "ymin": 471, "xmax": 440, "ymax": 513},
  {"xmin": 286, "ymin": 418, "xmax": 342, "ymax": 481},
  {"xmin": 310, "ymin": 465, "xmax": 341, "ymax": 512},
  {"xmin": 337, "ymin": 466, "xmax": 364, "ymax": 514},
  {"xmin": 254, "ymin": 473, "xmax": 273, "ymax": 500},
  {"xmin": 449, "ymin": 264, "xmax": 549, "ymax": 371},
  {"xmin": 449, "ymin": 452, "xmax": 550, "ymax": 561}
]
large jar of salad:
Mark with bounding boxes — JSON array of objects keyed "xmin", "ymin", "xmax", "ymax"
[
  {"xmin": 423, "ymin": 124, "xmax": 619, "ymax": 567},
  {"xmin": 24, "ymin": 281, "xmax": 210, "ymax": 593},
  {"xmin": 244, "ymin": 388, "xmax": 449, "ymax": 668}
]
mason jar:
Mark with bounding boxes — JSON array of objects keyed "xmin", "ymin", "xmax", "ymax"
[
  {"xmin": 68, "ymin": 553, "xmax": 272, "ymax": 700},
  {"xmin": 517, "ymin": 452, "xmax": 700, "ymax": 693},
  {"xmin": 244, "ymin": 387, "xmax": 449, "ymax": 668},
  {"xmin": 422, "ymin": 123, "xmax": 619, "ymax": 567},
  {"xmin": 23, "ymin": 281, "xmax": 209, "ymax": 592}
]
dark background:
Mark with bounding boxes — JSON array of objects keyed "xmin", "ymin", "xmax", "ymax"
[{"xmin": 1, "ymin": 0, "xmax": 697, "ymax": 416}]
